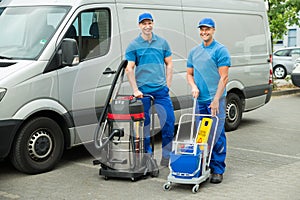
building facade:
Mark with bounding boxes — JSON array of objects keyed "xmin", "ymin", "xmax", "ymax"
[{"xmin": 273, "ymin": 25, "xmax": 300, "ymax": 51}]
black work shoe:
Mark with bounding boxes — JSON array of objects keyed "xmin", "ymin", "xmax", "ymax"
[
  {"xmin": 210, "ymin": 174, "xmax": 223, "ymax": 184},
  {"xmin": 160, "ymin": 157, "xmax": 169, "ymax": 167}
]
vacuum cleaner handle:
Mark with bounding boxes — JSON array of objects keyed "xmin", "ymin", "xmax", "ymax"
[{"xmin": 142, "ymin": 94, "xmax": 155, "ymax": 154}]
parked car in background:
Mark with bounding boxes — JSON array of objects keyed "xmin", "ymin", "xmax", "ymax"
[
  {"xmin": 272, "ymin": 47, "xmax": 300, "ymax": 79},
  {"xmin": 291, "ymin": 59, "xmax": 300, "ymax": 87},
  {"xmin": 293, "ymin": 57, "xmax": 300, "ymax": 69}
]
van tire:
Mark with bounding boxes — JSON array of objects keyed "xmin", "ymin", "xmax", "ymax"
[
  {"xmin": 273, "ymin": 65, "xmax": 287, "ymax": 79},
  {"xmin": 225, "ymin": 93, "xmax": 242, "ymax": 132},
  {"xmin": 10, "ymin": 117, "xmax": 64, "ymax": 174}
]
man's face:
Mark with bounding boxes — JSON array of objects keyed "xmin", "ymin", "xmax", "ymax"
[
  {"xmin": 139, "ymin": 19, "xmax": 153, "ymax": 36},
  {"xmin": 199, "ymin": 26, "xmax": 215, "ymax": 43}
]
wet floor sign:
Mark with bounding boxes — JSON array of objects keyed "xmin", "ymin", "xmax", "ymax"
[{"xmin": 196, "ymin": 118, "xmax": 212, "ymax": 149}]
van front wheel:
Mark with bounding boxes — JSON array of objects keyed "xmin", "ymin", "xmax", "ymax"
[
  {"xmin": 10, "ymin": 117, "xmax": 64, "ymax": 174},
  {"xmin": 225, "ymin": 93, "xmax": 242, "ymax": 132}
]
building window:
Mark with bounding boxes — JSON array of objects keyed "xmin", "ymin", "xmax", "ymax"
[{"xmin": 288, "ymin": 29, "xmax": 297, "ymax": 47}]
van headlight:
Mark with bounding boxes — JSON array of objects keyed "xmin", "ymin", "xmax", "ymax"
[{"xmin": 0, "ymin": 88, "xmax": 7, "ymax": 102}]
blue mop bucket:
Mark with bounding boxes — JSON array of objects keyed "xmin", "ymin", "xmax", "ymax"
[{"xmin": 170, "ymin": 144, "xmax": 202, "ymax": 179}]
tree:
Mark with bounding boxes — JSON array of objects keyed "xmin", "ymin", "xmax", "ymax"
[{"xmin": 266, "ymin": 0, "xmax": 300, "ymax": 42}]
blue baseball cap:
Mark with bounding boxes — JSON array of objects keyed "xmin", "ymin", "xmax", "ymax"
[
  {"xmin": 138, "ymin": 13, "xmax": 153, "ymax": 23},
  {"xmin": 198, "ymin": 18, "xmax": 215, "ymax": 28}
]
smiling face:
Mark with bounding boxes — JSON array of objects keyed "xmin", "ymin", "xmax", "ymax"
[
  {"xmin": 199, "ymin": 26, "xmax": 215, "ymax": 46},
  {"xmin": 139, "ymin": 19, "xmax": 154, "ymax": 38}
]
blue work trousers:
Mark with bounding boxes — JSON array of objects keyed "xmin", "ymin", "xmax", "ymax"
[
  {"xmin": 140, "ymin": 86, "xmax": 175, "ymax": 159},
  {"xmin": 195, "ymin": 97, "xmax": 227, "ymax": 174}
]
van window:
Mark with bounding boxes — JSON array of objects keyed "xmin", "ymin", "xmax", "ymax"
[
  {"xmin": 0, "ymin": 6, "xmax": 70, "ymax": 60},
  {"xmin": 0, "ymin": 7, "xmax": 4, "ymax": 15},
  {"xmin": 65, "ymin": 8, "xmax": 111, "ymax": 60}
]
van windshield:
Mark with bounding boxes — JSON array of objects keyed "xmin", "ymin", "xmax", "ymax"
[{"xmin": 0, "ymin": 6, "xmax": 70, "ymax": 60}]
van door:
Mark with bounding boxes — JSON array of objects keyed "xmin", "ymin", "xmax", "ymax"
[{"xmin": 57, "ymin": 4, "xmax": 122, "ymax": 144}]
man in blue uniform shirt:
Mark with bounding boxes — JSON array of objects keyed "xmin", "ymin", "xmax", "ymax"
[
  {"xmin": 187, "ymin": 18, "xmax": 231, "ymax": 183},
  {"xmin": 125, "ymin": 13, "xmax": 175, "ymax": 167}
]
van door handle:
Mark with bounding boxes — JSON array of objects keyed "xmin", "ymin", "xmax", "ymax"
[{"xmin": 103, "ymin": 67, "xmax": 116, "ymax": 75}]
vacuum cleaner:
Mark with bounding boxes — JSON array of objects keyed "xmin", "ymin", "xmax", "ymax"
[{"xmin": 93, "ymin": 60, "xmax": 159, "ymax": 181}]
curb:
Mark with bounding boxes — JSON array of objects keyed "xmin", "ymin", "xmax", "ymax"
[{"xmin": 272, "ymin": 88, "xmax": 300, "ymax": 96}]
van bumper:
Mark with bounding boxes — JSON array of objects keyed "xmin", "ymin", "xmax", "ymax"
[
  {"xmin": 0, "ymin": 119, "xmax": 22, "ymax": 159},
  {"xmin": 265, "ymin": 84, "xmax": 273, "ymax": 103}
]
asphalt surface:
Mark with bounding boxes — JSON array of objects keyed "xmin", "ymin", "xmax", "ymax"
[{"xmin": 0, "ymin": 79, "xmax": 299, "ymax": 200}]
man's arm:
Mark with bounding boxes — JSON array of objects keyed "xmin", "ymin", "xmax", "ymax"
[
  {"xmin": 209, "ymin": 66, "xmax": 229, "ymax": 116},
  {"xmin": 186, "ymin": 67, "xmax": 199, "ymax": 98},
  {"xmin": 164, "ymin": 56, "xmax": 173, "ymax": 88},
  {"xmin": 125, "ymin": 61, "xmax": 143, "ymax": 98}
]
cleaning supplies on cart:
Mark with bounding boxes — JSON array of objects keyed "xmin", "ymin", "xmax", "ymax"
[
  {"xmin": 170, "ymin": 142, "xmax": 202, "ymax": 179},
  {"xmin": 163, "ymin": 98, "xmax": 219, "ymax": 193},
  {"xmin": 196, "ymin": 118, "xmax": 212, "ymax": 150}
]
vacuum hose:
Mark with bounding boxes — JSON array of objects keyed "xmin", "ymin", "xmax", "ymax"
[{"xmin": 94, "ymin": 60, "xmax": 128, "ymax": 150}]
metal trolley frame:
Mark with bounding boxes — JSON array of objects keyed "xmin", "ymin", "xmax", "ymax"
[{"xmin": 163, "ymin": 99, "xmax": 219, "ymax": 193}]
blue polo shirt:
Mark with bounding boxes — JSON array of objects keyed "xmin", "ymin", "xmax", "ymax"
[
  {"xmin": 187, "ymin": 40, "xmax": 231, "ymax": 103},
  {"xmin": 125, "ymin": 33, "xmax": 172, "ymax": 93}
]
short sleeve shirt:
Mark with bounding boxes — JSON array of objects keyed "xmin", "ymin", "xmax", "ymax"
[
  {"xmin": 187, "ymin": 40, "xmax": 231, "ymax": 103},
  {"xmin": 125, "ymin": 33, "xmax": 172, "ymax": 93}
]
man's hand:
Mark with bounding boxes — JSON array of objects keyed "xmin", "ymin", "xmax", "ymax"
[
  {"xmin": 209, "ymin": 99, "xmax": 219, "ymax": 117},
  {"xmin": 191, "ymin": 86, "xmax": 199, "ymax": 98},
  {"xmin": 133, "ymin": 90, "xmax": 143, "ymax": 98}
]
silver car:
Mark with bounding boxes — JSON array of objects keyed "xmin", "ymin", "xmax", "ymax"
[
  {"xmin": 291, "ymin": 58, "xmax": 300, "ymax": 87},
  {"xmin": 272, "ymin": 47, "xmax": 300, "ymax": 79}
]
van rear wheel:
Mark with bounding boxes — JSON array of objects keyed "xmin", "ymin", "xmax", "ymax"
[
  {"xmin": 225, "ymin": 93, "xmax": 242, "ymax": 132},
  {"xmin": 10, "ymin": 117, "xmax": 64, "ymax": 174}
]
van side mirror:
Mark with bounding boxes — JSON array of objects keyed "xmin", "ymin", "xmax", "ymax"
[{"xmin": 61, "ymin": 38, "xmax": 79, "ymax": 66}]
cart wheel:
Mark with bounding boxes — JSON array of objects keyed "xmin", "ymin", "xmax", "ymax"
[
  {"xmin": 163, "ymin": 182, "xmax": 171, "ymax": 191},
  {"xmin": 104, "ymin": 176, "xmax": 109, "ymax": 180},
  {"xmin": 131, "ymin": 177, "xmax": 136, "ymax": 182},
  {"xmin": 192, "ymin": 184, "xmax": 199, "ymax": 193}
]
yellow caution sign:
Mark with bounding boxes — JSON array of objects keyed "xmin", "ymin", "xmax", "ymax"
[{"xmin": 196, "ymin": 118, "xmax": 212, "ymax": 149}]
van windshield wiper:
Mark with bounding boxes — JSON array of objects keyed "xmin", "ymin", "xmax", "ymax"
[{"xmin": 0, "ymin": 55, "xmax": 12, "ymax": 60}]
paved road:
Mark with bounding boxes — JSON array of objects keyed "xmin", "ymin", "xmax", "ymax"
[{"xmin": 1, "ymin": 93, "xmax": 300, "ymax": 200}]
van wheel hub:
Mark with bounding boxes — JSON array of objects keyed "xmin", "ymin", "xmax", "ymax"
[
  {"xmin": 226, "ymin": 103, "xmax": 237, "ymax": 121},
  {"xmin": 28, "ymin": 131, "xmax": 53, "ymax": 160}
]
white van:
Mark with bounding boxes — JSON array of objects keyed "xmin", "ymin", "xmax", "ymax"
[{"xmin": 0, "ymin": 0, "xmax": 272, "ymax": 174}]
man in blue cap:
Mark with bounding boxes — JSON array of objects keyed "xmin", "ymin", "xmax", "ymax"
[
  {"xmin": 186, "ymin": 17, "xmax": 231, "ymax": 183},
  {"xmin": 125, "ymin": 13, "xmax": 175, "ymax": 167}
]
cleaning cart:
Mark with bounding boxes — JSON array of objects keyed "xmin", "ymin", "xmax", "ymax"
[
  {"xmin": 93, "ymin": 60, "xmax": 159, "ymax": 181},
  {"xmin": 163, "ymin": 98, "xmax": 219, "ymax": 193}
]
